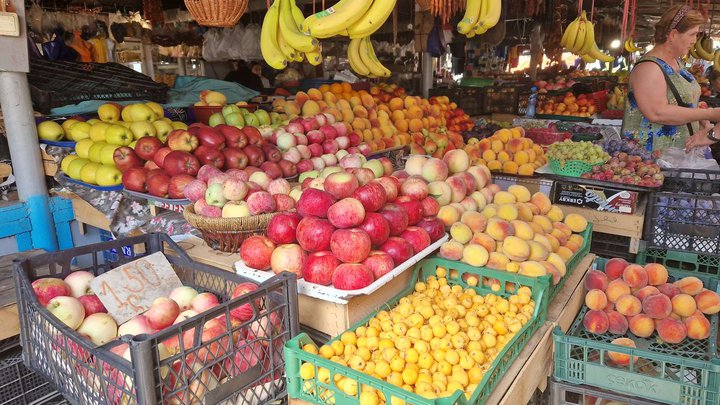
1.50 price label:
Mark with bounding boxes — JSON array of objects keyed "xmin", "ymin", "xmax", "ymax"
[{"xmin": 90, "ymin": 252, "xmax": 183, "ymax": 324}]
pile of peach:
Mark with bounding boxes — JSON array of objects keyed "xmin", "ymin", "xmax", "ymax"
[
  {"xmin": 583, "ymin": 258, "xmax": 720, "ymax": 344},
  {"xmin": 438, "ymin": 183, "xmax": 589, "ymax": 284},
  {"xmin": 464, "ymin": 128, "xmax": 547, "ymax": 176}
]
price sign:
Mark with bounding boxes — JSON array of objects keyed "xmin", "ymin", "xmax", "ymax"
[{"xmin": 90, "ymin": 252, "xmax": 183, "ymax": 324}]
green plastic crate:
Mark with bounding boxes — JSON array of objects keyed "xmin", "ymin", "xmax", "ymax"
[
  {"xmin": 549, "ymin": 224, "xmax": 592, "ymax": 302},
  {"xmin": 638, "ymin": 248, "xmax": 720, "ymax": 279},
  {"xmin": 285, "ymin": 258, "xmax": 551, "ymax": 405},
  {"xmin": 553, "ymin": 257, "xmax": 720, "ymax": 405}
]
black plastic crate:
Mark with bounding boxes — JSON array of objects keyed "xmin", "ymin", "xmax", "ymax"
[
  {"xmin": 550, "ymin": 378, "xmax": 662, "ymax": 405},
  {"xmin": 0, "ymin": 338, "xmax": 64, "ymax": 405},
  {"xmin": 589, "ymin": 231, "xmax": 637, "ymax": 262},
  {"xmin": 646, "ymin": 169, "xmax": 720, "ymax": 255},
  {"xmin": 28, "ymin": 59, "xmax": 168, "ymax": 114},
  {"xmin": 14, "ymin": 233, "xmax": 298, "ymax": 405},
  {"xmin": 482, "ymin": 86, "xmax": 519, "ymax": 114}
]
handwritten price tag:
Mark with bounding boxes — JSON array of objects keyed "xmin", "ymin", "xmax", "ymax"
[{"xmin": 90, "ymin": 252, "xmax": 183, "ymax": 324}]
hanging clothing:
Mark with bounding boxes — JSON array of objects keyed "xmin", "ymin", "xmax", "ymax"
[
  {"xmin": 106, "ymin": 38, "xmax": 116, "ymax": 62},
  {"xmin": 69, "ymin": 31, "xmax": 93, "ymax": 62},
  {"xmin": 89, "ymin": 36, "xmax": 108, "ymax": 63},
  {"xmin": 622, "ymin": 56, "xmax": 701, "ymax": 152}
]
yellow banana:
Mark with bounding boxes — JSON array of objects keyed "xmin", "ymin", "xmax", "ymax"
[
  {"xmin": 478, "ymin": 0, "xmax": 501, "ymax": 31},
  {"xmin": 589, "ymin": 44, "xmax": 614, "ymax": 63},
  {"xmin": 306, "ymin": 49, "xmax": 322, "ymax": 66},
  {"xmin": 624, "ymin": 39, "xmax": 632, "ymax": 53},
  {"xmin": 348, "ymin": 38, "xmax": 371, "ymax": 76},
  {"xmin": 358, "ymin": 37, "xmax": 385, "ymax": 77},
  {"xmin": 629, "ymin": 39, "xmax": 641, "ymax": 52},
  {"xmin": 695, "ymin": 40, "xmax": 715, "ymax": 61},
  {"xmin": 457, "ymin": 0, "xmax": 483, "ymax": 34},
  {"xmin": 279, "ymin": 0, "xmax": 319, "ymax": 52},
  {"xmin": 473, "ymin": 0, "xmax": 491, "ymax": 35},
  {"xmin": 466, "ymin": 30, "xmax": 477, "ymax": 39},
  {"xmin": 579, "ymin": 14, "xmax": 594, "ymax": 55},
  {"xmin": 276, "ymin": 28, "xmax": 296, "ymax": 61},
  {"xmin": 571, "ymin": 18, "xmax": 586, "ymax": 54},
  {"xmin": 303, "ymin": 0, "xmax": 374, "ymax": 38},
  {"xmin": 348, "ymin": 0, "xmax": 397, "ymax": 38},
  {"xmin": 367, "ymin": 38, "xmax": 391, "ymax": 77},
  {"xmin": 261, "ymin": 1, "xmax": 287, "ymax": 70},
  {"xmin": 713, "ymin": 51, "xmax": 720, "ymax": 72},
  {"xmin": 561, "ymin": 18, "xmax": 579, "ymax": 49},
  {"xmin": 702, "ymin": 36, "xmax": 714, "ymax": 54},
  {"xmin": 294, "ymin": 51, "xmax": 304, "ymax": 62},
  {"xmin": 690, "ymin": 46, "xmax": 700, "ymax": 59},
  {"xmin": 290, "ymin": 0, "xmax": 305, "ymax": 26}
]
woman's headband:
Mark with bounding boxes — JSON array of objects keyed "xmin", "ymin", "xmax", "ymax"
[{"xmin": 669, "ymin": 5, "xmax": 690, "ymax": 32}]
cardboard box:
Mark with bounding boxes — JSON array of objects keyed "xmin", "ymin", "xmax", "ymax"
[{"xmin": 551, "ymin": 182, "xmax": 638, "ymax": 214}]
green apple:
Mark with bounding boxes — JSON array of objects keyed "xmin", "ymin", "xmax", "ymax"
[
  {"xmin": 37, "ymin": 121, "xmax": 65, "ymax": 141},
  {"xmin": 69, "ymin": 122, "xmax": 92, "ymax": 141},
  {"xmin": 171, "ymin": 121, "xmax": 188, "ymax": 130},
  {"xmin": 222, "ymin": 104, "xmax": 241, "ymax": 117},
  {"xmin": 105, "ymin": 125, "xmax": 133, "ymax": 146},
  {"xmin": 120, "ymin": 104, "xmax": 133, "ymax": 122},
  {"xmin": 208, "ymin": 113, "xmax": 225, "ymax": 127},
  {"xmin": 243, "ymin": 113, "xmax": 260, "ymax": 127},
  {"xmin": 80, "ymin": 162, "xmax": 101, "ymax": 185},
  {"xmin": 269, "ymin": 112, "xmax": 282, "ymax": 125},
  {"xmin": 96, "ymin": 164, "xmax": 122, "ymax": 186},
  {"xmin": 152, "ymin": 120, "xmax": 173, "ymax": 141},
  {"xmin": 75, "ymin": 139, "xmax": 95, "ymax": 159},
  {"xmin": 61, "ymin": 119, "xmax": 81, "ymax": 135},
  {"xmin": 89, "ymin": 122, "xmax": 110, "ymax": 142},
  {"xmin": 66, "ymin": 158, "xmax": 90, "ymax": 179},
  {"xmin": 239, "ymin": 108, "xmax": 249, "ymax": 116},
  {"xmin": 99, "ymin": 104, "xmax": 121, "ymax": 122},
  {"xmin": 362, "ymin": 159, "xmax": 385, "ymax": 178},
  {"xmin": 299, "ymin": 170, "xmax": 319, "ymax": 183},
  {"xmin": 145, "ymin": 102, "xmax": 164, "ymax": 118},
  {"xmin": 88, "ymin": 141, "xmax": 108, "ymax": 163},
  {"xmin": 129, "ymin": 140, "xmax": 137, "ymax": 149},
  {"xmin": 61, "ymin": 155, "xmax": 79, "ymax": 173},
  {"xmin": 128, "ymin": 104, "xmax": 156, "ymax": 122},
  {"xmin": 100, "ymin": 144, "xmax": 120, "ymax": 165},
  {"xmin": 225, "ymin": 112, "xmax": 245, "ymax": 127},
  {"xmin": 130, "ymin": 121, "xmax": 157, "ymax": 139},
  {"xmin": 254, "ymin": 110, "xmax": 271, "ymax": 126}
]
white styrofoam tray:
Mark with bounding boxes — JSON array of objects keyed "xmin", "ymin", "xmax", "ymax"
[{"xmin": 235, "ymin": 234, "xmax": 449, "ymax": 305}]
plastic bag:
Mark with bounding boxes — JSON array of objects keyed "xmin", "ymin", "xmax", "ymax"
[
  {"xmin": 202, "ymin": 29, "xmax": 220, "ymax": 61},
  {"xmin": 241, "ymin": 24, "xmax": 261, "ymax": 60},
  {"xmin": 227, "ymin": 24, "xmax": 245, "ymax": 60},
  {"xmin": 215, "ymin": 27, "xmax": 234, "ymax": 61},
  {"xmin": 657, "ymin": 147, "xmax": 720, "ymax": 172},
  {"xmin": 427, "ymin": 22, "xmax": 444, "ymax": 57}
]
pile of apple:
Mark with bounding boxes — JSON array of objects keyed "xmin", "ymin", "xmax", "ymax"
[
  {"xmin": 238, "ymin": 162, "xmax": 449, "ymax": 290},
  {"xmin": 33, "ymin": 270, "xmax": 282, "ymax": 403},
  {"xmin": 194, "ymin": 90, "xmax": 284, "ymax": 128}
]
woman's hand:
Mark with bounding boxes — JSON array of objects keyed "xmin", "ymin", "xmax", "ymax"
[{"xmin": 685, "ymin": 124, "xmax": 719, "ymax": 152}]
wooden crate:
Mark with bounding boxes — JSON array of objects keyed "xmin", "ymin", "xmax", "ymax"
[
  {"xmin": 57, "ymin": 191, "xmax": 111, "ymax": 232},
  {"xmin": 40, "ymin": 147, "xmax": 58, "ymax": 177},
  {"xmin": 0, "ymin": 249, "xmax": 47, "ymax": 341}
]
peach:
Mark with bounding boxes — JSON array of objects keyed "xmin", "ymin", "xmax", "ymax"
[
  {"xmin": 695, "ymin": 290, "xmax": 720, "ymax": 315},
  {"xmin": 302, "ymin": 100, "xmax": 321, "ymax": 116},
  {"xmin": 285, "ymin": 101, "xmax": 301, "ymax": 116},
  {"xmin": 404, "ymin": 155, "xmax": 427, "ymax": 176},
  {"xmin": 550, "ymin": 229, "xmax": 569, "ymax": 245},
  {"xmin": 622, "ymin": 265, "xmax": 648, "ymax": 289},
  {"xmin": 450, "ymin": 223, "xmax": 472, "ymax": 244},
  {"xmin": 531, "ymin": 215, "xmax": 553, "ymax": 233},
  {"xmin": 439, "ymin": 240, "xmax": 464, "ymax": 261},
  {"xmin": 546, "ymin": 205, "xmax": 565, "ymax": 222},
  {"xmin": 361, "ymin": 94, "xmax": 375, "ymax": 109},
  {"xmin": 528, "ymin": 222, "xmax": 544, "ymax": 235},
  {"xmin": 530, "ymin": 192, "xmax": 552, "ymax": 214},
  {"xmin": 684, "ymin": 315, "xmax": 711, "ymax": 340},
  {"xmin": 497, "ymin": 204, "xmax": 519, "ymax": 221},
  {"xmin": 527, "ymin": 240, "xmax": 549, "ymax": 261},
  {"xmin": 629, "ymin": 314, "xmax": 655, "ymax": 337},
  {"xmin": 518, "ymin": 261, "xmax": 549, "ymax": 278},
  {"xmin": 564, "ymin": 240, "xmax": 582, "ymax": 254},
  {"xmin": 584, "ymin": 270, "xmax": 609, "ymax": 291},
  {"xmin": 644, "ymin": 263, "xmax": 669, "ymax": 286},
  {"xmin": 656, "ymin": 318, "xmax": 687, "ymax": 344},
  {"xmin": 615, "ymin": 294, "xmax": 642, "ymax": 317},
  {"xmin": 470, "ymin": 191, "xmax": 488, "ymax": 211},
  {"xmin": 493, "ymin": 191, "xmax": 517, "ymax": 204},
  {"xmin": 546, "ymin": 253, "xmax": 567, "ymax": 277},
  {"xmin": 642, "ymin": 293, "xmax": 672, "ymax": 319},
  {"xmin": 446, "ymin": 175, "xmax": 468, "ymax": 203},
  {"xmin": 545, "ymin": 234, "xmax": 561, "ymax": 252},
  {"xmin": 461, "ymin": 211, "xmax": 487, "ymax": 233},
  {"xmin": 471, "ymin": 232, "xmax": 496, "ymax": 253},
  {"xmin": 633, "ymin": 286, "xmax": 660, "ymax": 302},
  {"xmin": 564, "ymin": 213, "xmax": 588, "ymax": 233},
  {"xmin": 606, "ymin": 280, "xmax": 632, "ymax": 303},
  {"xmin": 657, "ymin": 283, "xmax": 681, "ymax": 299},
  {"xmin": 502, "ymin": 236, "xmax": 531, "ymax": 262},
  {"xmin": 553, "ymin": 222, "xmax": 573, "ymax": 237},
  {"xmin": 462, "ymin": 244, "xmax": 489, "ymax": 267},
  {"xmin": 604, "ymin": 258, "xmax": 629, "ymax": 280},
  {"xmin": 459, "ymin": 196, "xmax": 478, "ymax": 213},
  {"xmin": 674, "ymin": 277, "xmax": 704, "ymax": 296},
  {"xmin": 608, "ymin": 338, "xmax": 637, "ymax": 366},
  {"xmin": 583, "ymin": 309, "xmax": 609, "ymax": 334},
  {"xmin": 437, "ymin": 205, "xmax": 461, "ymax": 228},
  {"xmin": 511, "ymin": 220, "xmax": 535, "ymax": 240},
  {"xmin": 486, "ymin": 252, "xmax": 510, "ymax": 270},
  {"xmin": 428, "ymin": 181, "xmax": 452, "ymax": 206},
  {"xmin": 533, "ymin": 234, "xmax": 552, "ymax": 252},
  {"xmin": 541, "ymin": 261, "xmax": 562, "ymax": 285},
  {"xmin": 556, "ymin": 246, "xmax": 574, "ymax": 262},
  {"xmin": 507, "ymin": 185, "xmax": 531, "ymax": 203},
  {"xmin": 516, "ymin": 203, "xmax": 534, "ymax": 222},
  {"xmin": 671, "ymin": 294, "xmax": 697, "ymax": 317},
  {"xmin": 568, "ymin": 234, "xmax": 584, "ymax": 246},
  {"xmin": 486, "ymin": 218, "xmax": 515, "ymax": 241},
  {"xmin": 585, "ymin": 289, "xmax": 608, "ymax": 311},
  {"xmin": 607, "ymin": 310, "xmax": 629, "ymax": 335},
  {"xmin": 482, "ymin": 204, "xmax": 498, "ymax": 219},
  {"xmin": 307, "ymin": 88, "xmax": 323, "ymax": 101}
]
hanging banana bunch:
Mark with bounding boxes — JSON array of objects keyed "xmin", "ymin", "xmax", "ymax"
[
  {"xmin": 456, "ymin": 0, "xmax": 502, "ymax": 38},
  {"xmin": 693, "ymin": 34, "xmax": 715, "ymax": 62},
  {"xmin": 624, "ymin": 38, "xmax": 641, "ymax": 53},
  {"xmin": 261, "ymin": 0, "xmax": 322, "ymax": 69},
  {"xmin": 560, "ymin": 11, "xmax": 614, "ymax": 63},
  {"xmin": 348, "ymin": 37, "xmax": 391, "ymax": 78}
]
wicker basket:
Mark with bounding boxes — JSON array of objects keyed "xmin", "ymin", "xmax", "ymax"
[
  {"xmin": 184, "ymin": 0, "xmax": 248, "ymax": 27},
  {"xmin": 183, "ymin": 204, "xmax": 278, "ymax": 253}
]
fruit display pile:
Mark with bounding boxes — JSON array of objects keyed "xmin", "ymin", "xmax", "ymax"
[
  {"xmin": 299, "ymin": 266, "xmax": 537, "ymax": 400},
  {"xmin": 194, "ymin": 91, "xmax": 284, "ymax": 128},
  {"xmin": 581, "ymin": 140, "xmax": 664, "ymax": 186},
  {"xmin": 536, "ymin": 92, "xmax": 597, "ymax": 117},
  {"xmin": 546, "ymin": 140, "xmax": 610, "ymax": 166},
  {"xmin": 560, "ymin": 11, "xmax": 613, "ymax": 63},
  {"xmin": 583, "ymin": 258, "xmax": 720, "ymax": 345},
  {"xmin": 464, "ymin": 127, "xmax": 547, "ymax": 176},
  {"xmin": 533, "ymin": 78, "xmax": 578, "ymax": 93},
  {"xmin": 606, "ymin": 86, "xmax": 627, "ymax": 110}
]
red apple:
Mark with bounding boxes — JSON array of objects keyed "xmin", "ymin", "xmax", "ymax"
[
  {"xmin": 191, "ymin": 292, "xmax": 220, "ymax": 313},
  {"xmin": 267, "ymin": 212, "xmax": 302, "ymax": 244},
  {"xmin": 243, "ymin": 145, "xmax": 265, "ymax": 167},
  {"xmin": 144, "ymin": 160, "xmax": 160, "ymax": 171},
  {"xmin": 324, "ymin": 171, "xmax": 359, "ymax": 199},
  {"xmin": 195, "ymin": 127, "xmax": 226, "ymax": 149},
  {"xmin": 222, "ymin": 147, "xmax": 249, "ymax": 169},
  {"xmin": 247, "ymin": 191, "xmax": 276, "ymax": 215},
  {"xmin": 400, "ymin": 176, "xmax": 429, "ymax": 201},
  {"xmin": 358, "ymin": 212, "xmax": 391, "ymax": 247},
  {"xmin": 353, "ymin": 182, "xmax": 387, "ymax": 212},
  {"xmin": 416, "ymin": 217, "xmax": 446, "ymax": 242},
  {"xmin": 303, "ymin": 251, "xmax": 340, "ymax": 286},
  {"xmin": 348, "ymin": 132, "xmax": 361, "ymax": 147},
  {"xmin": 77, "ymin": 294, "xmax": 107, "ymax": 315},
  {"xmin": 46, "ymin": 296, "xmax": 85, "ymax": 329},
  {"xmin": 297, "ymin": 188, "xmax": 336, "ymax": 218},
  {"xmin": 167, "ymin": 130, "xmax": 199, "ymax": 152},
  {"xmin": 379, "ymin": 203, "xmax": 409, "ymax": 236},
  {"xmin": 378, "ymin": 157, "xmax": 394, "ymax": 176},
  {"xmin": 184, "ymin": 179, "xmax": 208, "ymax": 202},
  {"xmin": 194, "ymin": 145, "xmax": 225, "ymax": 169},
  {"xmin": 375, "ymin": 176, "xmax": 399, "ymax": 201},
  {"xmin": 380, "ymin": 237, "xmax": 415, "ymax": 266},
  {"xmin": 262, "ymin": 145, "xmax": 282, "ymax": 163},
  {"xmin": 322, "ymin": 140, "xmax": 339, "ymax": 154},
  {"xmin": 226, "ymin": 168, "xmax": 249, "ymax": 182},
  {"xmin": 147, "ymin": 172, "xmax": 170, "ymax": 197},
  {"xmin": 351, "ymin": 168, "xmax": 376, "ymax": 186},
  {"xmin": 197, "ymin": 164, "xmax": 222, "ymax": 183},
  {"xmin": 169, "ymin": 286, "xmax": 198, "ymax": 311},
  {"xmin": 168, "ymin": 174, "xmax": 195, "ymax": 199},
  {"xmin": 308, "ymin": 143, "xmax": 324, "ymax": 157},
  {"xmin": 395, "ymin": 196, "xmax": 424, "ymax": 226},
  {"xmin": 296, "ymin": 217, "xmax": 335, "ymax": 252},
  {"xmin": 229, "ymin": 282, "xmax": 260, "ymax": 321},
  {"xmin": 297, "ymin": 159, "xmax": 315, "ymax": 173},
  {"xmin": 362, "ymin": 251, "xmax": 395, "ymax": 279},
  {"xmin": 278, "ymin": 160, "xmax": 297, "ymax": 178},
  {"xmin": 306, "ymin": 129, "xmax": 325, "ymax": 144},
  {"xmin": 132, "ymin": 136, "xmax": 161, "ymax": 162},
  {"xmin": 163, "ymin": 151, "xmax": 200, "ymax": 177},
  {"xmin": 420, "ymin": 197, "xmax": 440, "ymax": 217},
  {"xmin": 217, "ymin": 125, "xmax": 248, "ymax": 149},
  {"xmin": 122, "ymin": 167, "xmax": 148, "ymax": 192},
  {"xmin": 332, "ymin": 263, "xmax": 374, "ymax": 290},
  {"xmin": 146, "ymin": 297, "xmax": 181, "ymax": 330},
  {"xmin": 242, "ymin": 126, "xmax": 263, "ymax": 146},
  {"xmin": 330, "ymin": 228, "xmax": 371, "ymax": 263},
  {"xmin": 271, "ymin": 244, "xmax": 306, "ymax": 276},
  {"xmin": 260, "ymin": 161, "xmax": 283, "ymax": 179},
  {"xmin": 240, "ymin": 236, "xmax": 276, "ymax": 270},
  {"xmin": 327, "ymin": 198, "xmax": 366, "ymax": 229},
  {"xmin": 274, "ymin": 194, "xmax": 296, "ymax": 211},
  {"xmin": 401, "ymin": 226, "xmax": 431, "ymax": 254},
  {"xmin": 112, "ymin": 146, "xmax": 143, "ymax": 172}
]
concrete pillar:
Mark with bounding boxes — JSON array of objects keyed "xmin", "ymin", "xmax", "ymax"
[{"xmin": 422, "ymin": 53, "xmax": 433, "ymax": 98}]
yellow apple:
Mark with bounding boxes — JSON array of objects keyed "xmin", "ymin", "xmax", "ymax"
[
  {"xmin": 98, "ymin": 104, "xmax": 121, "ymax": 122},
  {"xmin": 61, "ymin": 155, "xmax": 79, "ymax": 173},
  {"xmin": 89, "ymin": 122, "xmax": 110, "ymax": 142},
  {"xmin": 145, "ymin": 102, "xmax": 164, "ymax": 118},
  {"xmin": 80, "ymin": 162, "xmax": 101, "ymax": 184},
  {"xmin": 130, "ymin": 121, "xmax": 157, "ymax": 139},
  {"xmin": 66, "ymin": 158, "xmax": 90, "ymax": 179},
  {"xmin": 96, "ymin": 165, "xmax": 122, "ymax": 186},
  {"xmin": 69, "ymin": 122, "xmax": 92, "ymax": 141},
  {"xmin": 75, "ymin": 139, "xmax": 95, "ymax": 159},
  {"xmin": 100, "ymin": 144, "xmax": 120, "ymax": 165},
  {"xmin": 88, "ymin": 142, "xmax": 108, "ymax": 163},
  {"xmin": 37, "ymin": 121, "xmax": 65, "ymax": 141},
  {"xmin": 61, "ymin": 119, "xmax": 81, "ymax": 135}
]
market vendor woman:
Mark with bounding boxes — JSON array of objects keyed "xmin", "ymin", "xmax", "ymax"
[{"xmin": 623, "ymin": 5, "xmax": 720, "ymax": 152}]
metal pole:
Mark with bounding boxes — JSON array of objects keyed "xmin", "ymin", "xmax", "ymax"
[
  {"xmin": 421, "ymin": 52, "xmax": 433, "ymax": 98},
  {"xmin": 0, "ymin": 72, "xmax": 59, "ymax": 251}
]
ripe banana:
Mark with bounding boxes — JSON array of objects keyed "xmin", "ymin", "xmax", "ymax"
[
  {"xmin": 348, "ymin": 38, "xmax": 371, "ymax": 76},
  {"xmin": 477, "ymin": 0, "xmax": 501, "ymax": 31},
  {"xmin": 713, "ymin": 51, "xmax": 720, "ymax": 72},
  {"xmin": 702, "ymin": 36, "xmax": 714, "ymax": 54},
  {"xmin": 474, "ymin": 0, "xmax": 491, "ymax": 35},
  {"xmin": 578, "ymin": 13, "xmax": 594, "ymax": 55},
  {"xmin": 358, "ymin": 37, "xmax": 386, "ymax": 77},
  {"xmin": 306, "ymin": 49, "xmax": 323, "ymax": 66},
  {"xmin": 570, "ymin": 17, "xmax": 586, "ymax": 53},
  {"xmin": 695, "ymin": 37, "xmax": 715, "ymax": 61},
  {"xmin": 302, "ymin": 0, "xmax": 374, "ymax": 38},
  {"xmin": 690, "ymin": 46, "xmax": 700, "ymax": 59},
  {"xmin": 348, "ymin": 0, "xmax": 397, "ymax": 39},
  {"xmin": 457, "ymin": 0, "xmax": 483, "ymax": 35},
  {"xmin": 261, "ymin": 1, "xmax": 288, "ymax": 70},
  {"xmin": 279, "ymin": 0, "xmax": 319, "ymax": 53},
  {"xmin": 560, "ymin": 18, "xmax": 579, "ymax": 49},
  {"xmin": 589, "ymin": 44, "xmax": 614, "ymax": 63},
  {"xmin": 367, "ymin": 38, "xmax": 391, "ymax": 77},
  {"xmin": 276, "ymin": 28, "xmax": 297, "ymax": 61}
]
